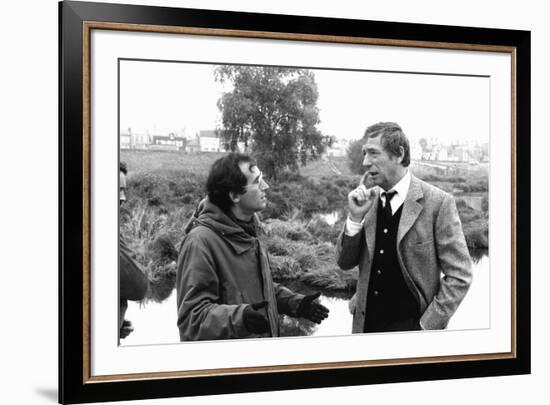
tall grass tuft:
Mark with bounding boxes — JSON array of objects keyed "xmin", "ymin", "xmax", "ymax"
[
  {"xmin": 457, "ymin": 204, "xmax": 489, "ymax": 249},
  {"xmin": 144, "ymin": 235, "xmax": 178, "ymax": 303}
]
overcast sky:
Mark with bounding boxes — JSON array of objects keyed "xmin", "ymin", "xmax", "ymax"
[{"xmin": 120, "ymin": 60, "xmax": 489, "ymax": 144}]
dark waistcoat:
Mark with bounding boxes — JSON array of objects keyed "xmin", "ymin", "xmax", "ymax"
[{"xmin": 364, "ymin": 200, "xmax": 420, "ymax": 332}]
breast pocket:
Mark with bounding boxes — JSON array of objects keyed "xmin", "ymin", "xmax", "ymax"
[
  {"xmin": 403, "ymin": 239, "xmax": 437, "ymax": 275},
  {"xmin": 405, "ymin": 227, "xmax": 434, "ymax": 247}
]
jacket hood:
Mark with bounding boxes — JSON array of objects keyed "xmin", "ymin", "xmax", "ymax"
[{"xmin": 184, "ymin": 197, "xmax": 260, "ymax": 254}]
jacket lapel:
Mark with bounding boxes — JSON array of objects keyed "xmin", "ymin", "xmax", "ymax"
[
  {"xmin": 397, "ymin": 176, "xmax": 424, "ymax": 245},
  {"xmin": 362, "ymin": 190, "xmax": 380, "ymax": 260}
]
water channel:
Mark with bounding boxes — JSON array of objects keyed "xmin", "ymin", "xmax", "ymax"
[{"xmin": 122, "ymin": 249, "xmax": 488, "ymax": 346}]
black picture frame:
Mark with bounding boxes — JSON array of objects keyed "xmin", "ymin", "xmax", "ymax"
[{"xmin": 59, "ymin": 1, "xmax": 531, "ymax": 403}]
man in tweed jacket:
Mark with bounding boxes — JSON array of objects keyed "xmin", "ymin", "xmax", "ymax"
[{"xmin": 336, "ymin": 122, "xmax": 472, "ymax": 332}]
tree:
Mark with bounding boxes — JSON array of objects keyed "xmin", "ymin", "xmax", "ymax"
[
  {"xmin": 346, "ymin": 139, "xmax": 367, "ymax": 175},
  {"xmin": 215, "ymin": 66, "xmax": 325, "ymax": 179}
]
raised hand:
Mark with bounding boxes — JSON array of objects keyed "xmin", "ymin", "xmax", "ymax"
[{"xmin": 347, "ymin": 179, "xmax": 376, "ymax": 223}]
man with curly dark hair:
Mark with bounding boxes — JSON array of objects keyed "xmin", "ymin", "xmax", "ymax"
[{"xmin": 176, "ymin": 153, "xmax": 329, "ymax": 340}]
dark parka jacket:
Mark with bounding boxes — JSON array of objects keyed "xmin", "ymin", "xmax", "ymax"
[{"xmin": 176, "ymin": 199, "xmax": 305, "ymax": 341}]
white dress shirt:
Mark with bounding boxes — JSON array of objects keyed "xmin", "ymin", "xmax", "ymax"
[{"xmin": 345, "ymin": 170, "xmax": 411, "ymax": 236}]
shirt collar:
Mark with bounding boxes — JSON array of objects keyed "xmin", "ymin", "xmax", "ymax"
[{"xmin": 380, "ymin": 169, "xmax": 411, "ymax": 204}]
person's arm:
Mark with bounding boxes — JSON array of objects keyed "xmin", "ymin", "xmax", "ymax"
[
  {"xmin": 273, "ymin": 282, "xmax": 304, "ymax": 316},
  {"xmin": 336, "ymin": 222, "xmax": 364, "ymax": 270},
  {"xmin": 273, "ymin": 284, "xmax": 329, "ymax": 324},
  {"xmin": 119, "ymin": 238, "xmax": 148, "ymax": 301},
  {"xmin": 419, "ymin": 195, "xmax": 473, "ymax": 330},
  {"xmin": 336, "ymin": 181, "xmax": 376, "ymax": 270},
  {"xmin": 176, "ymin": 236, "xmax": 250, "ymax": 340}
]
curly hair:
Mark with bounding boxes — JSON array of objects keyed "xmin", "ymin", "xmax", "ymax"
[{"xmin": 206, "ymin": 153, "xmax": 257, "ymax": 212}]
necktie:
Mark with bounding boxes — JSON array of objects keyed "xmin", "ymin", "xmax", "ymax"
[{"xmin": 381, "ymin": 190, "xmax": 397, "ymax": 220}]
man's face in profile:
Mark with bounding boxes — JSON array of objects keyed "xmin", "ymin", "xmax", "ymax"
[
  {"xmin": 119, "ymin": 171, "xmax": 127, "ymax": 205},
  {"xmin": 234, "ymin": 162, "xmax": 269, "ymax": 215},
  {"xmin": 362, "ymin": 135, "xmax": 403, "ymax": 191}
]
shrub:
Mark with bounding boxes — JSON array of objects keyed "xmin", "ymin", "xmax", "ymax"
[
  {"xmin": 263, "ymin": 220, "xmax": 312, "ymax": 241},
  {"xmin": 263, "ymin": 191, "xmax": 290, "ymax": 219},
  {"xmin": 463, "ymin": 219, "xmax": 489, "ymax": 249},
  {"xmin": 128, "ymin": 171, "xmax": 205, "ymax": 209},
  {"xmin": 262, "ymin": 175, "xmax": 351, "ymax": 220},
  {"xmin": 301, "ymin": 194, "xmax": 329, "ymax": 216},
  {"xmin": 335, "ymin": 178, "xmax": 349, "ymax": 188},
  {"xmin": 263, "ymin": 235, "xmax": 295, "ymax": 256},
  {"xmin": 455, "ymin": 198, "xmax": 468, "ymax": 209},
  {"xmin": 346, "ymin": 138, "xmax": 367, "ymax": 175},
  {"xmin": 482, "ymin": 196, "xmax": 489, "ymax": 212},
  {"xmin": 277, "ymin": 170, "xmax": 304, "ymax": 183},
  {"xmin": 269, "ymin": 255, "xmax": 303, "ymax": 280},
  {"xmin": 181, "ymin": 195, "xmax": 195, "ymax": 205},
  {"xmin": 146, "ymin": 261, "xmax": 177, "ymax": 303},
  {"xmin": 301, "ymin": 264, "xmax": 358, "ymax": 292},
  {"xmin": 453, "ymin": 179, "xmax": 488, "ymax": 193},
  {"xmin": 147, "ymin": 196, "xmax": 164, "ymax": 207}
]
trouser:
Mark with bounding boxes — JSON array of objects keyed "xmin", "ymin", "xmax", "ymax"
[{"xmin": 364, "ymin": 316, "xmax": 421, "ymax": 333}]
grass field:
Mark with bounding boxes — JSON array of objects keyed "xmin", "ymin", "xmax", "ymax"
[
  {"xmin": 121, "ymin": 150, "xmax": 224, "ymax": 175},
  {"xmin": 122, "ymin": 150, "xmax": 354, "ymax": 179}
]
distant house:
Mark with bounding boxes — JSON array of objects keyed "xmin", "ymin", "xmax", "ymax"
[
  {"xmin": 120, "ymin": 132, "xmax": 131, "ymax": 149},
  {"xmin": 120, "ymin": 128, "xmax": 151, "ymax": 150},
  {"xmin": 448, "ymin": 146, "xmax": 469, "ymax": 162},
  {"xmin": 435, "ymin": 147, "xmax": 448, "ymax": 161},
  {"xmin": 150, "ymin": 133, "xmax": 186, "ymax": 151},
  {"xmin": 410, "ymin": 141, "xmax": 422, "ymax": 160},
  {"xmin": 198, "ymin": 130, "xmax": 225, "ymax": 152},
  {"xmin": 185, "ymin": 136, "xmax": 201, "ymax": 153},
  {"xmin": 325, "ymin": 138, "xmax": 349, "ymax": 158}
]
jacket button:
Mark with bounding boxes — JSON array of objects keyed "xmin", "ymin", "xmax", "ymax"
[
  {"xmin": 376, "ymin": 269, "xmax": 382, "ymax": 275},
  {"xmin": 374, "ymin": 290, "xmax": 379, "ymax": 296},
  {"xmin": 383, "ymin": 228, "xmax": 388, "ymax": 234},
  {"xmin": 379, "ymin": 249, "xmax": 384, "ymax": 254}
]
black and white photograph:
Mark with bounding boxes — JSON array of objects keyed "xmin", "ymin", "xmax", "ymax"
[{"xmin": 118, "ymin": 60, "xmax": 490, "ymax": 346}]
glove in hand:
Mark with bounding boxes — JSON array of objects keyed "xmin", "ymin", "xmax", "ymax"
[
  {"xmin": 297, "ymin": 292, "xmax": 329, "ymax": 324},
  {"xmin": 120, "ymin": 319, "xmax": 134, "ymax": 339},
  {"xmin": 243, "ymin": 301, "xmax": 270, "ymax": 334}
]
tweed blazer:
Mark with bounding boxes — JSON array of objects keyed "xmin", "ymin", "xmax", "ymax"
[{"xmin": 337, "ymin": 175, "xmax": 473, "ymax": 331}]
